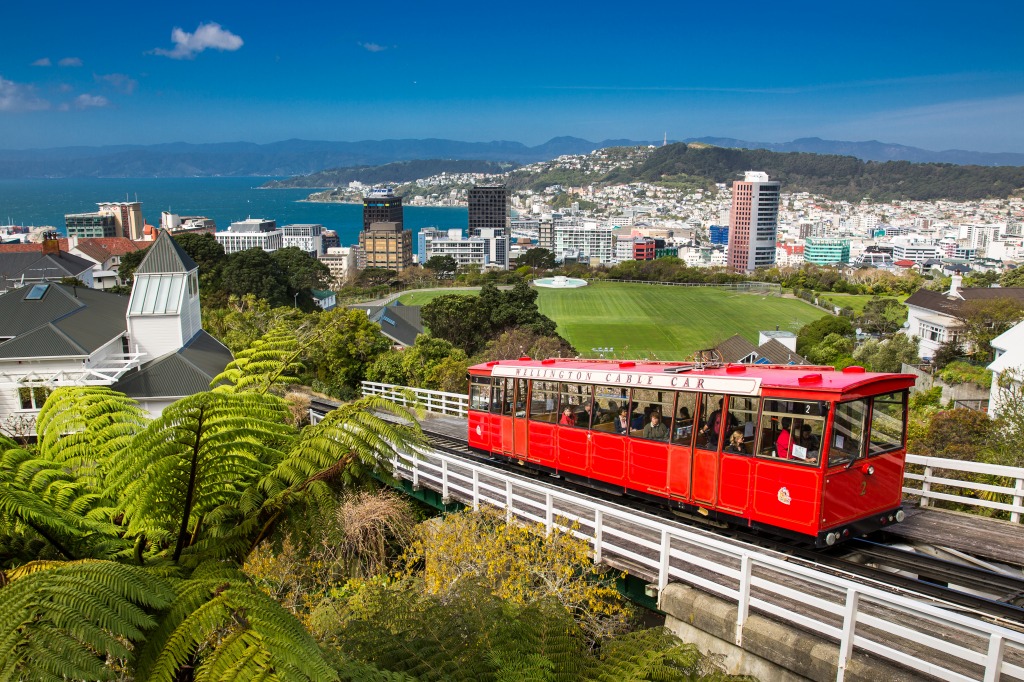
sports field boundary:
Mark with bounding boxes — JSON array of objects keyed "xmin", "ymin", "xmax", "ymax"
[{"xmin": 587, "ymin": 279, "xmax": 782, "ymax": 295}]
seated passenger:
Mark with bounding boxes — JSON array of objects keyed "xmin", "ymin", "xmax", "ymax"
[
  {"xmin": 776, "ymin": 417, "xmax": 794, "ymax": 459},
  {"xmin": 643, "ymin": 412, "xmax": 670, "ymax": 441},
  {"xmin": 559, "ymin": 407, "xmax": 577, "ymax": 427},
  {"xmin": 798, "ymin": 424, "xmax": 820, "ymax": 451},
  {"xmin": 724, "ymin": 429, "xmax": 746, "ymax": 454},
  {"xmin": 577, "ymin": 403, "xmax": 594, "ymax": 427},
  {"xmin": 614, "ymin": 407, "xmax": 630, "ymax": 434}
]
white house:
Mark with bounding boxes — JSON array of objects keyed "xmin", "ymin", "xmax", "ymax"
[
  {"xmin": 903, "ymin": 275, "xmax": 1024, "ymax": 361},
  {"xmin": 0, "ymin": 230, "xmax": 232, "ymax": 436},
  {"xmin": 987, "ymin": 321, "xmax": 1024, "ymax": 419}
]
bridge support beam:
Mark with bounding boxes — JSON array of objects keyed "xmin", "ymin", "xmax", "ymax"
[{"xmin": 660, "ymin": 584, "xmax": 918, "ymax": 682}]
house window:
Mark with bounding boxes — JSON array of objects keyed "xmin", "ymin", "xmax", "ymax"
[
  {"xmin": 18, "ymin": 384, "xmax": 50, "ymax": 410},
  {"xmin": 917, "ymin": 322, "xmax": 945, "ymax": 343}
]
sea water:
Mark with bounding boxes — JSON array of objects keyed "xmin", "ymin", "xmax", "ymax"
[{"xmin": 0, "ymin": 177, "xmax": 468, "ymax": 248}]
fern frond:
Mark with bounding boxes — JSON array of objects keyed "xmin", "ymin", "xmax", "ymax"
[
  {"xmin": 0, "ymin": 560, "xmax": 174, "ymax": 681},
  {"xmin": 212, "ymin": 326, "xmax": 305, "ymax": 394}
]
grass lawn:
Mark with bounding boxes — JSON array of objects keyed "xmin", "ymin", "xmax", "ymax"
[
  {"xmin": 397, "ymin": 289, "xmax": 480, "ymax": 306},
  {"xmin": 817, "ymin": 293, "xmax": 909, "ymax": 315},
  {"xmin": 535, "ymin": 282, "xmax": 823, "ymax": 360}
]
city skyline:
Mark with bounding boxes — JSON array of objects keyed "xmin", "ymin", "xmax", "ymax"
[{"xmin": 1, "ymin": 0, "xmax": 1022, "ymax": 153}]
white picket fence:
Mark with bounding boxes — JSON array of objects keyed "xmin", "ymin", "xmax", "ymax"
[
  {"xmin": 360, "ymin": 382, "xmax": 1024, "ymax": 524},
  {"xmin": 393, "ymin": 443, "xmax": 1024, "ymax": 682}
]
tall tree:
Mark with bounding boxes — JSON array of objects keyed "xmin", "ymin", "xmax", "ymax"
[
  {"xmin": 421, "ymin": 294, "xmax": 490, "ymax": 355},
  {"xmin": 222, "ymin": 247, "xmax": 291, "ymax": 307},
  {"xmin": 955, "ymin": 297, "xmax": 1024, "ymax": 362},
  {"xmin": 424, "ymin": 254, "xmax": 457, "ymax": 280}
]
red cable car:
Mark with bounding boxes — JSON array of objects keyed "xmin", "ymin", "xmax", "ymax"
[{"xmin": 467, "ymin": 359, "xmax": 915, "ymax": 547}]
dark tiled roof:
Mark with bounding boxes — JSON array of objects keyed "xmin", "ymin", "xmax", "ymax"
[
  {"xmin": 0, "ymin": 284, "xmax": 128, "ymax": 358},
  {"xmin": 0, "ymin": 251, "xmax": 94, "ymax": 286},
  {"xmin": 135, "ymin": 231, "xmax": 197, "ymax": 274},
  {"xmin": 757, "ymin": 338, "xmax": 808, "ymax": 365},
  {"xmin": 905, "ymin": 287, "xmax": 1024, "ymax": 316},
  {"xmin": 375, "ymin": 305, "xmax": 423, "ymax": 347},
  {"xmin": 112, "ymin": 331, "xmax": 233, "ymax": 398},
  {"xmin": 715, "ymin": 334, "xmax": 759, "ymax": 364}
]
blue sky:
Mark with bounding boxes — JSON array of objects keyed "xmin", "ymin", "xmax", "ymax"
[{"xmin": 1, "ymin": 0, "xmax": 1022, "ymax": 152}]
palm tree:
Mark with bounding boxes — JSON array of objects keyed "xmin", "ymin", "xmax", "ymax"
[{"xmin": 0, "ymin": 329, "xmax": 424, "ymax": 681}]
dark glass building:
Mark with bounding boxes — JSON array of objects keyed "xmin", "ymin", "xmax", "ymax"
[
  {"xmin": 468, "ymin": 185, "xmax": 510, "ymax": 237},
  {"xmin": 362, "ymin": 188, "xmax": 403, "ymax": 231}
]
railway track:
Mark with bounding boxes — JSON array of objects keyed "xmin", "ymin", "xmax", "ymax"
[{"xmin": 417, "ymin": 427, "xmax": 1024, "ymax": 629}]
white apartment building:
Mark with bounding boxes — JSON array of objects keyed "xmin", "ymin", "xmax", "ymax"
[
  {"xmin": 613, "ymin": 236, "xmax": 635, "ymax": 262},
  {"xmin": 423, "ymin": 229, "xmax": 488, "ymax": 267},
  {"xmin": 160, "ymin": 212, "xmax": 216, "ymax": 236},
  {"xmin": 281, "ymin": 224, "xmax": 324, "ymax": 255},
  {"xmin": 318, "ymin": 247, "xmax": 357, "ymax": 286},
  {"xmin": 215, "ymin": 218, "xmax": 283, "ymax": 254},
  {"xmin": 891, "ymin": 239, "xmax": 942, "ymax": 263},
  {"xmin": 553, "ymin": 221, "xmax": 614, "ymax": 264}
]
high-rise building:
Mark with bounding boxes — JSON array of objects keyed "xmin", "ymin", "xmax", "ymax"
[
  {"xmin": 66, "ymin": 212, "xmax": 117, "ymax": 238},
  {"xmin": 362, "ymin": 188, "xmax": 403, "ymax": 231},
  {"xmin": 97, "ymin": 202, "xmax": 145, "ymax": 241},
  {"xmin": 726, "ymin": 172, "xmax": 781, "ymax": 274},
  {"xmin": 281, "ymin": 224, "xmax": 324, "ymax": 255},
  {"xmin": 358, "ymin": 222, "xmax": 413, "ymax": 272},
  {"xmin": 468, "ymin": 185, "xmax": 510, "ymax": 236},
  {"xmin": 803, "ymin": 237, "xmax": 851, "ymax": 265}
]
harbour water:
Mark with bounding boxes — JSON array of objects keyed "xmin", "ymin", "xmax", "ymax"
[{"xmin": 0, "ymin": 177, "xmax": 468, "ymax": 248}]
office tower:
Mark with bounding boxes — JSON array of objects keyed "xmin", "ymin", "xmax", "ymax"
[
  {"xmin": 97, "ymin": 202, "xmax": 145, "ymax": 241},
  {"xmin": 66, "ymin": 212, "xmax": 117, "ymax": 238},
  {"xmin": 726, "ymin": 172, "xmax": 781, "ymax": 274},
  {"xmin": 362, "ymin": 188, "xmax": 403, "ymax": 231},
  {"xmin": 358, "ymin": 221, "xmax": 413, "ymax": 272},
  {"xmin": 468, "ymin": 185, "xmax": 510, "ymax": 237},
  {"xmin": 215, "ymin": 218, "xmax": 283, "ymax": 254},
  {"xmin": 281, "ymin": 224, "xmax": 324, "ymax": 255}
]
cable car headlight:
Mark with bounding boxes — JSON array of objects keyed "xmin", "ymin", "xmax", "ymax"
[
  {"xmin": 825, "ymin": 532, "xmax": 838, "ymax": 546},
  {"xmin": 895, "ymin": 510, "xmax": 906, "ymax": 523}
]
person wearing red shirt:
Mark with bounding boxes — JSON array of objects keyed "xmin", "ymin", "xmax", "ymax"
[
  {"xmin": 559, "ymin": 407, "xmax": 577, "ymax": 426},
  {"xmin": 776, "ymin": 417, "xmax": 793, "ymax": 459}
]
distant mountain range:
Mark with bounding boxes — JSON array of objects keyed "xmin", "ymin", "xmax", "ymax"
[{"xmin": 1, "ymin": 136, "xmax": 1021, "ymax": 179}]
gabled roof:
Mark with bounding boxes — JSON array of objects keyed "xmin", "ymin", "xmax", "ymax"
[
  {"xmin": 905, "ymin": 287, "xmax": 1024, "ymax": 317},
  {"xmin": 0, "ymin": 284, "xmax": 128, "ymax": 359},
  {"xmin": 375, "ymin": 305, "xmax": 423, "ymax": 347},
  {"xmin": 72, "ymin": 238, "xmax": 144, "ymax": 263},
  {"xmin": 715, "ymin": 334, "xmax": 759, "ymax": 364},
  {"xmin": 757, "ymin": 338, "xmax": 807, "ymax": 366},
  {"xmin": 112, "ymin": 331, "xmax": 233, "ymax": 398},
  {"xmin": 135, "ymin": 231, "xmax": 197, "ymax": 274},
  {"xmin": 0, "ymin": 251, "xmax": 95, "ymax": 286}
]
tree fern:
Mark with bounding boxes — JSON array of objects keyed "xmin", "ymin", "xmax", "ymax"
[
  {"xmin": 0, "ymin": 560, "xmax": 174, "ymax": 681},
  {"xmin": 109, "ymin": 392, "xmax": 295, "ymax": 562},
  {"xmin": 211, "ymin": 326, "xmax": 304, "ymax": 394}
]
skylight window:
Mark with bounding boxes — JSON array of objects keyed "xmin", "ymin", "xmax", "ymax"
[{"xmin": 24, "ymin": 284, "xmax": 49, "ymax": 300}]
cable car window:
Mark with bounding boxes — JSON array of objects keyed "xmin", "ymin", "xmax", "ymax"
[
  {"xmin": 514, "ymin": 379, "xmax": 528, "ymax": 418},
  {"xmin": 697, "ymin": 393, "xmax": 733, "ymax": 451},
  {"xmin": 725, "ymin": 396, "xmax": 760, "ymax": 455},
  {"xmin": 469, "ymin": 376, "xmax": 491, "ymax": 412},
  {"xmin": 868, "ymin": 391, "xmax": 907, "ymax": 456},
  {"xmin": 558, "ymin": 383, "xmax": 593, "ymax": 428},
  {"xmin": 529, "ymin": 381, "xmax": 559, "ymax": 423},
  {"xmin": 756, "ymin": 399, "xmax": 826, "ymax": 466},
  {"xmin": 500, "ymin": 377, "xmax": 516, "ymax": 416},
  {"xmin": 490, "ymin": 378, "xmax": 505, "ymax": 414},
  {"xmin": 830, "ymin": 399, "xmax": 868, "ymax": 466},
  {"xmin": 672, "ymin": 392, "xmax": 697, "ymax": 445},
  {"xmin": 592, "ymin": 385, "xmax": 628, "ymax": 433},
  {"xmin": 632, "ymin": 389, "xmax": 674, "ymax": 442}
]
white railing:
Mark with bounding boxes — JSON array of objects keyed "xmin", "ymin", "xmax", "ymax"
[
  {"xmin": 361, "ymin": 381, "xmax": 468, "ymax": 417},
  {"xmin": 905, "ymin": 455, "xmax": 1024, "ymax": 524},
  {"xmin": 393, "ymin": 445, "xmax": 1024, "ymax": 682}
]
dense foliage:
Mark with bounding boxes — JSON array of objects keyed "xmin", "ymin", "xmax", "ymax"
[{"xmin": 624, "ymin": 143, "xmax": 1024, "ymax": 202}]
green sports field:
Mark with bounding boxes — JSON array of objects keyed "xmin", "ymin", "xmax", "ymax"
[
  {"xmin": 534, "ymin": 283, "xmax": 822, "ymax": 360},
  {"xmin": 817, "ymin": 292, "xmax": 908, "ymax": 315}
]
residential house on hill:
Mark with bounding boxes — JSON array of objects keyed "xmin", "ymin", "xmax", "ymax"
[
  {"xmin": 0, "ymin": 235, "xmax": 145, "ymax": 291},
  {"xmin": 904, "ymin": 275, "xmax": 1024, "ymax": 360},
  {"xmin": 350, "ymin": 301, "xmax": 424, "ymax": 348},
  {"xmin": 987, "ymin": 321, "xmax": 1024, "ymax": 419},
  {"xmin": 0, "ymin": 231, "xmax": 231, "ymax": 436},
  {"xmin": 0, "ymin": 239, "xmax": 95, "ymax": 293},
  {"xmin": 713, "ymin": 332, "xmax": 808, "ymax": 366}
]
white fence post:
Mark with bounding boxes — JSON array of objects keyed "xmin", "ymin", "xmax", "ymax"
[
  {"xmin": 593, "ymin": 509, "xmax": 603, "ymax": 564},
  {"xmin": 545, "ymin": 493, "xmax": 553, "ymax": 536},
  {"xmin": 920, "ymin": 466, "xmax": 933, "ymax": 508},
  {"xmin": 837, "ymin": 588, "xmax": 860, "ymax": 682},
  {"xmin": 735, "ymin": 554, "xmax": 753, "ymax": 646},
  {"xmin": 505, "ymin": 480, "xmax": 513, "ymax": 522},
  {"xmin": 1013, "ymin": 477, "xmax": 1023, "ymax": 524},
  {"xmin": 472, "ymin": 470, "xmax": 479, "ymax": 512},
  {"xmin": 441, "ymin": 460, "xmax": 449, "ymax": 504},
  {"xmin": 983, "ymin": 634, "xmax": 1005, "ymax": 682},
  {"xmin": 658, "ymin": 529, "xmax": 671, "ymax": 592}
]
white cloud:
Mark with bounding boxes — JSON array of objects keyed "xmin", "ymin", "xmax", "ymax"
[
  {"xmin": 358, "ymin": 42, "xmax": 389, "ymax": 52},
  {"xmin": 31, "ymin": 58, "xmax": 51, "ymax": 67},
  {"xmin": 96, "ymin": 73, "xmax": 138, "ymax": 94},
  {"xmin": 58, "ymin": 57, "xmax": 83, "ymax": 67},
  {"xmin": 73, "ymin": 94, "xmax": 110, "ymax": 109},
  {"xmin": 0, "ymin": 76, "xmax": 50, "ymax": 112},
  {"xmin": 152, "ymin": 22, "xmax": 243, "ymax": 59}
]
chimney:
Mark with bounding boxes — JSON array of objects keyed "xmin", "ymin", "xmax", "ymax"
[
  {"xmin": 41, "ymin": 233, "xmax": 60, "ymax": 256},
  {"xmin": 948, "ymin": 274, "xmax": 964, "ymax": 299}
]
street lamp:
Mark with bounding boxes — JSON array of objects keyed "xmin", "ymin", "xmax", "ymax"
[{"xmin": 293, "ymin": 292, "xmax": 299, "ymax": 308}]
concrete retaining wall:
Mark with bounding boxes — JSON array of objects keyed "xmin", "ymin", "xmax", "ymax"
[{"xmin": 660, "ymin": 583, "xmax": 919, "ymax": 682}]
